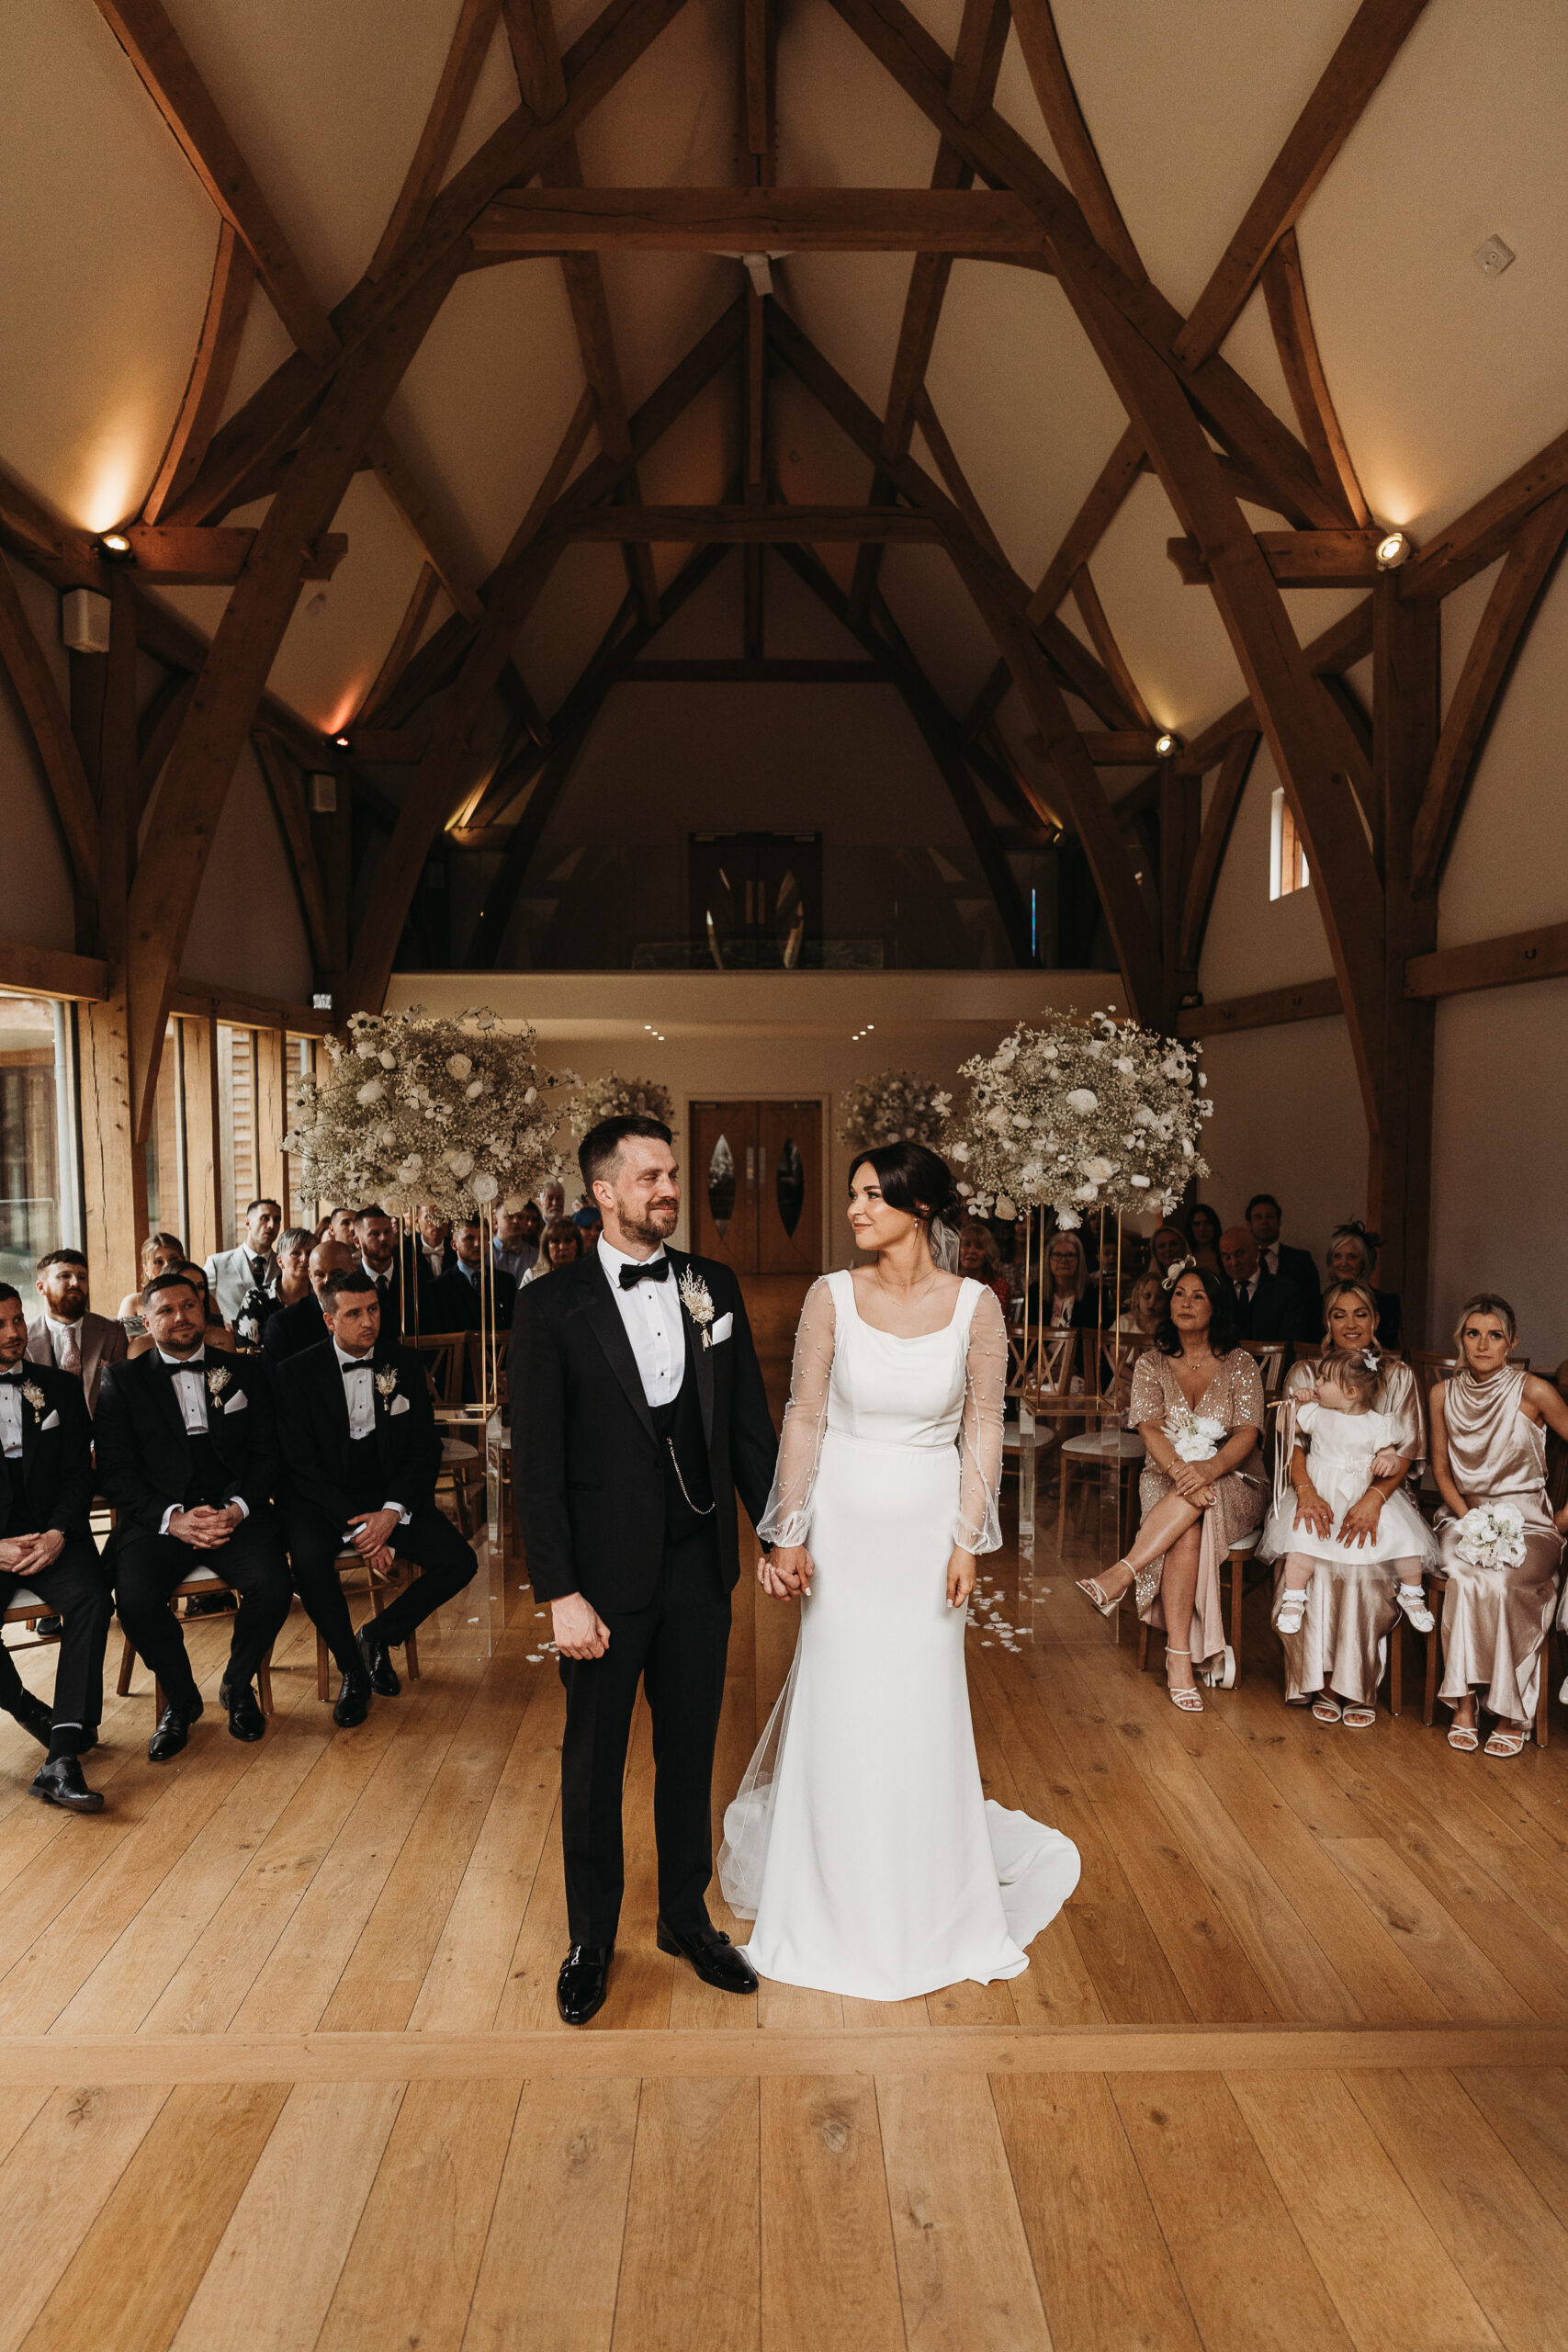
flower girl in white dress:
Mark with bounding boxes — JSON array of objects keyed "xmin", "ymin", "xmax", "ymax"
[{"xmin": 718, "ymin": 1144, "xmax": 1078, "ymax": 2002}]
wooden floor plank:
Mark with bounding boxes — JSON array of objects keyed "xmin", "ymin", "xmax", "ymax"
[
  {"xmin": 463, "ymin": 2078, "xmax": 639, "ymax": 2352},
  {"xmin": 1455, "ymin": 2066, "xmax": 1568, "ymax": 2230},
  {"xmin": 875, "ymin": 2072, "xmax": 1051, "ymax": 2350},
  {"xmin": 169, "ymin": 2080, "xmax": 404, "ymax": 2352},
  {"xmin": 17, "ymin": 2083, "xmax": 288, "ymax": 2352},
  {"xmin": 611, "ymin": 2076, "xmax": 761, "ymax": 2352},
  {"xmin": 317, "ymin": 2078, "xmax": 518, "ymax": 2352},
  {"xmin": 760, "ymin": 2076, "xmax": 904, "ymax": 2352},
  {"xmin": 1320, "ymin": 1838, "xmax": 1532, "ymax": 2021},
  {"xmin": 0, "ymin": 2085, "xmax": 170, "ymax": 2352},
  {"xmin": 1111, "ymin": 2072, "xmax": 1354, "ymax": 2351},
  {"xmin": 491, "ymin": 1789, "xmax": 574, "ymax": 2033},
  {"xmin": 1226, "ymin": 2069, "xmax": 1501, "ymax": 2349},
  {"xmin": 598, "ymin": 1698, "xmax": 676, "ymax": 2032},
  {"xmin": 993, "ymin": 2071, "xmax": 1203, "ymax": 2352}
]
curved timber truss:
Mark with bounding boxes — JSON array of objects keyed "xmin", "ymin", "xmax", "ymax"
[{"xmin": 3, "ymin": 0, "xmax": 1568, "ymax": 1334}]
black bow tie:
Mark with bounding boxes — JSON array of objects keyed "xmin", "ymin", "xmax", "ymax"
[
  {"xmin": 0, "ymin": 1369, "xmax": 22, "ymax": 1383},
  {"xmin": 342, "ymin": 1360, "xmax": 371, "ymax": 1378},
  {"xmin": 619, "ymin": 1258, "xmax": 671, "ymax": 1288}
]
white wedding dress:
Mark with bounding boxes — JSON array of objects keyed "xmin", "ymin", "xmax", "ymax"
[{"xmin": 718, "ymin": 1270, "xmax": 1079, "ymax": 2000}]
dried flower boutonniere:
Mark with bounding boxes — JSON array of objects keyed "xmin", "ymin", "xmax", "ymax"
[
  {"xmin": 677, "ymin": 1268, "xmax": 716, "ymax": 1349},
  {"xmin": 205, "ymin": 1365, "xmax": 231, "ymax": 1401},
  {"xmin": 375, "ymin": 1365, "xmax": 400, "ymax": 1401}
]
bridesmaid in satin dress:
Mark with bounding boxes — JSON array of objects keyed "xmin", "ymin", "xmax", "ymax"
[{"xmin": 1432, "ymin": 1294, "xmax": 1568, "ymax": 1756}]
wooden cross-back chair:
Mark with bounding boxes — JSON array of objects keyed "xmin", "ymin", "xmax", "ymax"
[
  {"xmin": 1057, "ymin": 1330, "xmax": 1146, "ymax": 1555},
  {"xmin": 408, "ymin": 1331, "xmax": 468, "ymax": 1408},
  {"xmin": 116, "ymin": 1564, "xmax": 276, "ymax": 1719}
]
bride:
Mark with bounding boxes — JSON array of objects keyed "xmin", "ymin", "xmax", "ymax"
[{"xmin": 718, "ymin": 1142, "xmax": 1079, "ymax": 2001}]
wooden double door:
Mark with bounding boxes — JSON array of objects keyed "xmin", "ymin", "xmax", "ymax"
[{"xmin": 689, "ymin": 1100, "xmax": 821, "ymax": 1275}]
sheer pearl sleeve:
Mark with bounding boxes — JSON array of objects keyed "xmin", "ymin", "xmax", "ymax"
[
  {"xmin": 756, "ymin": 1275, "xmax": 836, "ymax": 1546},
  {"xmin": 955, "ymin": 1285, "xmax": 1008, "ymax": 1555}
]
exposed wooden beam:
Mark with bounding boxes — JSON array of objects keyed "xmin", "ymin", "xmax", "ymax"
[
  {"xmin": 1178, "ymin": 595, "xmax": 1373, "ymax": 772},
  {"xmin": 1405, "ymin": 920, "xmax": 1568, "ymax": 1002},
  {"xmin": 914, "ymin": 390, "xmax": 1009, "ymax": 568},
  {"xmin": 119, "ymin": 526, "xmax": 347, "ymax": 584},
  {"xmin": 141, "ymin": 221, "xmax": 256, "ymax": 525},
  {"xmin": 1410, "ymin": 489, "xmax": 1568, "ymax": 890},
  {"xmin": 623, "ymin": 659, "xmax": 885, "ymax": 681},
  {"xmin": 336, "ymin": 728, "xmax": 432, "ymax": 764},
  {"xmin": 1167, "ymin": 528, "xmax": 1381, "ymax": 587},
  {"xmin": 1260, "ymin": 228, "xmax": 1370, "ymax": 527},
  {"xmin": 1173, "ymin": 0, "xmax": 1431, "ymax": 368},
  {"xmin": 0, "ymin": 463, "xmax": 102, "ymax": 585},
  {"xmin": 1078, "ymin": 729, "xmax": 1164, "ymax": 764},
  {"xmin": 252, "ymin": 731, "xmax": 333, "ymax": 973},
  {"xmin": 0, "ymin": 937, "xmax": 110, "ymax": 1001},
  {"xmin": 0, "ymin": 553, "xmax": 99, "ymax": 897},
  {"xmin": 1178, "ymin": 731, "xmax": 1259, "ymax": 971},
  {"xmin": 168, "ymin": 980, "xmax": 333, "ymax": 1036},
  {"xmin": 355, "ymin": 560, "xmax": 441, "ymax": 725},
  {"xmin": 134, "ymin": 670, "xmax": 195, "ymax": 817},
  {"xmin": 1067, "ymin": 566, "xmax": 1152, "ymax": 729},
  {"xmin": 558, "ymin": 504, "xmax": 944, "ymax": 541},
  {"xmin": 1401, "ymin": 423, "xmax": 1568, "ymax": 603},
  {"xmin": 370, "ymin": 0, "xmax": 502, "ymax": 277},
  {"xmin": 362, "ymin": 433, "xmax": 483, "ymax": 622},
  {"xmin": 1006, "ymin": 0, "xmax": 1144, "ymax": 279},
  {"xmin": 472, "ymin": 184, "xmax": 1043, "ymax": 251},
  {"xmin": 1177, "ymin": 978, "xmax": 1343, "ymax": 1037}
]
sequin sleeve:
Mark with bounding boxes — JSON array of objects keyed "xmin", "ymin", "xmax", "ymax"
[
  {"xmin": 1128, "ymin": 1348, "xmax": 1167, "ymax": 1430},
  {"xmin": 756, "ymin": 1275, "xmax": 835, "ymax": 1546},
  {"xmin": 955, "ymin": 1285, "xmax": 1008, "ymax": 1555}
]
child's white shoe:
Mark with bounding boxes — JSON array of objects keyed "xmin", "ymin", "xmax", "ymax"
[
  {"xmin": 1397, "ymin": 1583, "xmax": 1435, "ymax": 1634},
  {"xmin": 1277, "ymin": 1592, "xmax": 1307, "ymax": 1635}
]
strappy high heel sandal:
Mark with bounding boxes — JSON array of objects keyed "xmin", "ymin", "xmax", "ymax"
[
  {"xmin": 1077, "ymin": 1559, "xmax": 1159, "ymax": 1618},
  {"xmin": 1483, "ymin": 1724, "xmax": 1528, "ymax": 1758},
  {"xmin": 1447, "ymin": 1718, "xmax": 1479, "ymax": 1752},
  {"xmin": 1165, "ymin": 1647, "xmax": 1204, "ymax": 1713}
]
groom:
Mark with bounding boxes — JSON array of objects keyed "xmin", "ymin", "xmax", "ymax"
[{"xmin": 510, "ymin": 1114, "xmax": 781, "ymax": 2026}]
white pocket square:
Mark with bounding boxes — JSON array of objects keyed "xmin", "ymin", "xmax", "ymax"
[
  {"xmin": 389, "ymin": 1394, "xmax": 411, "ymax": 1416},
  {"xmin": 39, "ymin": 1409, "xmax": 60, "ymax": 1430},
  {"xmin": 711, "ymin": 1312, "xmax": 733, "ymax": 1344},
  {"xmin": 223, "ymin": 1390, "xmax": 249, "ymax": 1413}
]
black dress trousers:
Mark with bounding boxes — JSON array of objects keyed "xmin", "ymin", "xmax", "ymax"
[
  {"xmin": 0, "ymin": 1538, "xmax": 114, "ymax": 1736},
  {"xmin": 113, "ymin": 1512, "xmax": 292, "ymax": 1712},
  {"xmin": 286, "ymin": 1498, "xmax": 478, "ymax": 1665},
  {"xmin": 558, "ymin": 1523, "xmax": 731, "ymax": 1948}
]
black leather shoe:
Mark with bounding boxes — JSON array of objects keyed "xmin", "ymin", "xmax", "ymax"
[
  {"xmin": 357, "ymin": 1627, "xmax": 400, "ymax": 1698},
  {"xmin": 33, "ymin": 1612, "xmax": 64, "ymax": 1638},
  {"xmin": 5, "ymin": 1691, "xmax": 54, "ymax": 1749},
  {"xmin": 220, "ymin": 1678, "xmax": 266, "ymax": 1742},
  {"xmin": 185, "ymin": 1589, "xmax": 235, "ymax": 1618},
  {"xmin": 148, "ymin": 1700, "xmax": 201, "ymax": 1762},
  {"xmin": 557, "ymin": 1943, "xmax": 614, "ymax": 2027},
  {"xmin": 656, "ymin": 1918, "xmax": 759, "ymax": 1996},
  {"xmin": 79, "ymin": 1728, "xmax": 98, "ymax": 1754},
  {"xmin": 333, "ymin": 1671, "xmax": 372, "ymax": 1728},
  {"xmin": 28, "ymin": 1756, "xmax": 105, "ymax": 1813}
]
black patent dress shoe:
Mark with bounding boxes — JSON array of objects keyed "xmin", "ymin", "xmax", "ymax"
[
  {"xmin": 333, "ymin": 1670, "xmax": 372, "ymax": 1728},
  {"xmin": 29, "ymin": 1755, "xmax": 105, "ymax": 1812},
  {"xmin": 5, "ymin": 1691, "xmax": 54, "ymax": 1749},
  {"xmin": 557, "ymin": 1943, "xmax": 614, "ymax": 2027},
  {"xmin": 656, "ymin": 1918, "xmax": 759, "ymax": 1995},
  {"xmin": 32, "ymin": 1612, "xmax": 64, "ymax": 1638},
  {"xmin": 148, "ymin": 1700, "xmax": 201, "ymax": 1762},
  {"xmin": 357, "ymin": 1627, "xmax": 400, "ymax": 1697},
  {"xmin": 220, "ymin": 1678, "xmax": 266, "ymax": 1742},
  {"xmin": 185, "ymin": 1589, "xmax": 235, "ymax": 1618}
]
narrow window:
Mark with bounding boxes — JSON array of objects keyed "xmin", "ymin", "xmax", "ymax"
[{"xmin": 1269, "ymin": 786, "xmax": 1310, "ymax": 899}]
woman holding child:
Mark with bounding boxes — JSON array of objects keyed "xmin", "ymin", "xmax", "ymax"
[{"xmin": 1259, "ymin": 1280, "xmax": 1433, "ymax": 1728}]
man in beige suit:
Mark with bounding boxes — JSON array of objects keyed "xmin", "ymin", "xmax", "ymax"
[{"xmin": 25, "ymin": 1249, "xmax": 127, "ymax": 1416}]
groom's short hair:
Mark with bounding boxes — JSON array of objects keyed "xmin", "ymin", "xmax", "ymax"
[{"xmin": 580, "ymin": 1114, "xmax": 672, "ymax": 1190}]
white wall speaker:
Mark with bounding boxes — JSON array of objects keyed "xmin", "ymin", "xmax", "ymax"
[{"xmin": 61, "ymin": 588, "xmax": 112, "ymax": 654}]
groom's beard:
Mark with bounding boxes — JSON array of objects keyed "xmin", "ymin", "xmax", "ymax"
[{"xmin": 615, "ymin": 1195, "xmax": 679, "ymax": 1248}]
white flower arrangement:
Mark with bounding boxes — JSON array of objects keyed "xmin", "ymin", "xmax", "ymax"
[
  {"xmin": 286, "ymin": 1007, "xmax": 577, "ymax": 1220},
  {"xmin": 836, "ymin": 1069, "xmax": 953, "ymax": 1151},
  {"xmin": 678, "ymin": 1268, "xmax": 716, "ymax": 1348},
  {"xmin": 1451, "ymin": 1498, "xmax": 1528, "ymax": 1571},
  {"xmin": 567, "ymin": 1071, "xmax": 674, "ymax": 1144},
  {"xmin": 1167, "ymin": 1408, "xmax": 1228, "ymax": 1463},
  {"xmin": 947, "ymin": 1009, "xmax": 1212, "ymax": 1227}
]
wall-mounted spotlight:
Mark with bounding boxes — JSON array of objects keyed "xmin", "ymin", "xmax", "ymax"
[
  {"xmin": 1155, "ymin": 731, "xmax": 1179, "ymax": 759},
  {"xmin": 98, "ymin": 531, "xmax": 133, "ymax": 558},
  {"xmin": 1375, "ymin": 530, "xmax": 1413, "ymax": 571},
  {"xmin": 332, "ymin": 732, "xmax": 352, "ymax": 752}
]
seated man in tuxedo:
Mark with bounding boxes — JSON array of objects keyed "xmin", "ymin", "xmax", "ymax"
[
  {"xmin": 325, "ymin": 1207, "xmax": 359, "ymax": 1249},
  {"xmin": 96, "ymin": 1272, "xmax": 293, "ymax": 1761},
  {"xmin": 276, "ymin": 1268, "xmax": 477, "ymax": 1712},
  {"xmin": 264, "ymin": 1238, "xmax": 353, "ymax": 1368},
  {"xmin": 1220, "ymin": 1226, "xmax": 1310, "ymax": 1343},
  {"xmin": 404, "ymin": 1205, "xmax": 456, "ymax": 1325},
  {"xmin": 25, "ymin": 1248, "xmax": 127, "ymax": 1414},
  {"xmin": 427, "ymin": 1219, "xmax": 517, "ymax": 1334},
  {"xmin": 1246, "ymin": 1193, "xmax": 1319, "ymax": 1328},
  {"xmin": 205, "ymin": 1197, "xmax": 283, "ymax": 1327},
  {"xmin": 0, "ymin": 1283, "xmax": 112, "ymax": 1811},
  {"xmin": 493, "ymin": 1203, "xmax": 541, "ymax": 1284},
  {"xmin": 355, "ymin": 1204, "xmax": 402, "ymax": 1334}
]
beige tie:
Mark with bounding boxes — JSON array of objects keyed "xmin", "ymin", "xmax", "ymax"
[{"xmin": 60, "ymin": 1324, "xmax": 82, "ymax": 1375}]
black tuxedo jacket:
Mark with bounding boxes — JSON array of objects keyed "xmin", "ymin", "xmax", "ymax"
[
  {"xmin": 510, "ymin": 1247, "xmax": 778, "ymax": 1613},
  {"xmin": 95, "ymin": 1349, "xmax": 281, "ymax": 1533},
  {"xmin": 274, "ymin": 1339, "xmax": 441, "ymax": 1527},
  {"xmin": 401, "ymin": 1235, "xmax": 457, "ymax": 1323},
  {"xmin": 0, "ymin": 1361, "xmax": 95, "ymax": 1538},
  {"xmin": 262, "ymin": 1294, "xmax": 328, "ymax": 1366},
  {"xmin": 1233, "ymin": 1267, "xmax": 1310, "ymax": 1344},
  {"xmin": 359, "ymin": 1258, "xmax": 403, "ymax": 1336},
  {"xmin": 1271, "ymin": 1241, "xmax": 1320, "ymax": 1318},
  {"xmin": 427, "ymin": 1264, "xmax": 516, "ymax": 1334}
]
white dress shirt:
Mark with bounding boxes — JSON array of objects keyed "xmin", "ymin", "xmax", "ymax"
[
  {"xmin": 333, "ymin": 1342, "xmax": 410, "ymax": 1525},
  {"xmin": 156, "ymin": 1347, "xmax": 249, "ymax": 1533},
  {"xmin": 0, "ymin": 1374, "xmax": 23, "ymax": 1460},
  {"xmin": 598, "ymin": 1237, "xmax": 685, "ymax": 1408}
]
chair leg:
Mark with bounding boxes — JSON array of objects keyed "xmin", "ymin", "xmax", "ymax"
[
  {"xmin": 1536, "ymin": 1641, "xmax": 1551, "ymax": 1750},
  {"xmin": 116, "ymin": 1630, "xmax": 136, "ymax": 1698},
  {"xmin": 1229, "ymin": 1550, "xmax": 1245, "ymax": 1685},
  {"xmin": 317, "ymin": 1629, "xmax": 331, "ymax": 1703},
  {"xmin": 404, "ymin": 1627, "xmax": 421, "ymax": 1683},
  {"xmin": 1056, "ymin": 1458, "xmax": 1069, "ymax": 1556},
  {"xmin": 1423, "ymin": 1626, "xmax": 1439, "ymax": 1728},
  {"xmin": 1136, "ymin": 1618, "xmax": 1151, "ymax": 1673},
  {"xmin": 1389, "ymin": 1616, "xmax": 1404, "ymax": 1716},
  {"xmin": 257, "ymin": 1647, "xmax": 274, "ymax": 1717}
]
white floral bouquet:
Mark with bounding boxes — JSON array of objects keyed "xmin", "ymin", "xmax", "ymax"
[
  {"xmin": 1450, "ymin": 1499, "xmax": 1528, "ymax": 1570},
  {"xmin": 947, "ymin": 1009, "xmax": 1211, "ymax": 1227},
  {"xmin": 836, "ymin": 1069, "xmax": 953, "ymax": 1151},
  {"xmin": 568, "ymin": 1070, "xmax": 674, "ymax": 1143},
  {"xmin": 286, "ymin": 1006, "xmax": 577, "ymax": 1219},
  {"xmin": 1167, "ymin": 1408, "xmax": 1228, "ymax": 1463}
]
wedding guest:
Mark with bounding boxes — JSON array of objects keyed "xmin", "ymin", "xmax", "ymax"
[
  {"xmin": 1432, "ymin": 1294, "xmax": 1568, "ymax": 1756},
  {"xmin": 1150, "ymin": 1225, "xmax": 1190, "ymax": 1280},
  {"xmin": 493, "ymin": 1203, "xmax": 542, "ymax": 1283},
  {"xmin": 275, "ymin": 1268, "xmax": 478, "ymax": 1719},
  {"xmin": 205, "ymin": 1199, "xmax": 282, "ymax": 1325},
  {"xmin": 176, "ymin": 1264, "xmax": 236, "ymax": 1354},
  {"xmin": 0, "ymin": 1284, "xmax": 112, "ymax": 1810},
  {"xmin": 355, "ymin": 1204, "xmax": 402, "ymax": 1333},
  {"xmin": 572, "ymin": 1204, "xmax": 604, "ymax": 1250},
  {"xmin": 326, "ymin": 1208, "xmax": 359, "ymax": 1249},
  {"xmin": 1039, "ymin": 1231, "xmax": 1100, "ymax": 1331},
  {"xmin": 1117, "ymin": 1271, "xmax": 1165, "ymax": 1340},
  {"xmin": 428, "ymin": 1219, "xmax": 518, "ymax": 1333},
  {"xmin": 275, "ymin": 1229, "xmax": 313, "ymax": 1309},
  {"xmin": 25, "ymin": 1249, "xmax": 127, "ymax": 1412},
  {"xmin": 1077, "ymin": 1266, "xmax": 1264, "ymax": 1709},
  {"xmin": 97, "ymin": 1272, "xmax": 293, "ymax": 1761},
  {"xmin": 1182, "ymin": 1202, "xmax": 1224, "ymax": 1273},
  {"xmin": 1247, "ymin": 1193, "xmax": 1319, "ymax": 1324},
  {"xmin": 538, "ymin": 1179, "xmax": 567, "ymax": 1224},
  {"xmin": 1220, "ymin": 1226, "xmax": 1309, "ymax": 1343},
  {"xmin": 1262, "ymin": 1295, "xmax": 1431, "ymax": 1727},
  {"xmin": 958, "ymin": 1221, "xmax": 1010, "ymax": 1313},
  {"xmin": 1324, "ymin": 1222, "xmax": 1402, "ymax": 1349},
  {"xmin": 118, "ymin": 1232, "xmax": 187, "ymax": 1338},
  {"xmin": 403, "ymin": 1205, "xmax": 455, "ymax": 1326},
  {"xmin": 521, "ymin": 1218, "xmax": 586, "ymax": 1287},
  {"xmin": 263, "ymin": 1239, "xmax": 353, "ymax": 1367}
]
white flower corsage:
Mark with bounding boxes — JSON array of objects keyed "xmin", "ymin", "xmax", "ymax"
[
  {"xmin": 1452, "ymin": 1499, "xmax": 1527, "ymax": 1571},
  {"xmin": 1167, "ymin": 1407, "xmax": 1227, "ymax": 1464},
  {"xmin": 375, "ymin": 1366, "xmax": 400, "ymax": 1400},
  {"xmin": 205, "ymin": 1365, "xmax": 231, "ymax": 1400},
  {"xmin": 677, "ymin": 1268, "xmax": 716, "ymax": 1348},
  {"xmin": 21, "ymin": 1380, "xmax": 46, "ymax": 1414}
]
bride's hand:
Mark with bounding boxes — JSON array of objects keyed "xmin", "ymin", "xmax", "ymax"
[
  {"xmin": 759, "ymin": 1544, "xmax": 813, "ymax": 1599},
  {"xmin": 946, "ymin": 1547, "xmax": 976, "ymax": 1609}
]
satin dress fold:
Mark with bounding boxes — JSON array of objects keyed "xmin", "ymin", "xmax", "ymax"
[{"xmin": 1437, "ymin": 1367, "xmax": 1562, "ymax": 1722}]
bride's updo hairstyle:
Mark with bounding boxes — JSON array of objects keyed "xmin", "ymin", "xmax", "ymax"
[{"xmin": 849, "ymin": 1142, "xmax": 964, "ymax": 1271}]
